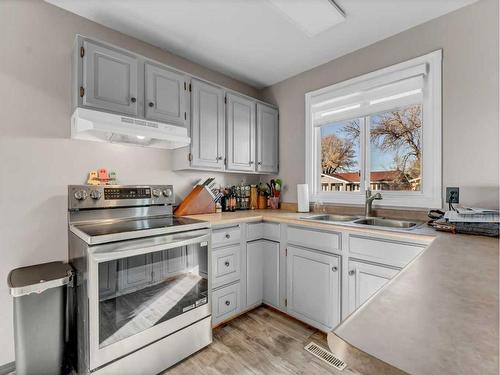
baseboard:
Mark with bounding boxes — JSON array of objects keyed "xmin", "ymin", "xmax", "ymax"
[{"xmin": 0, "ymin": 362, "xmax": 15, "ymax": 375}]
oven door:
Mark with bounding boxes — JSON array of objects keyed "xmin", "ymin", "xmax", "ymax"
[{"xmin": 87, "ymin": 228, "xmax": 211, "ymax": 370}]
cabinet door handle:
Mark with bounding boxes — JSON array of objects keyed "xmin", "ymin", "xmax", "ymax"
[
  {"xmin": 332, "ymin": 266, "xmax": 338, "ymax": 272},
  {"xmin": 225, "ymin": 233, "xmax": 231, "ymax": 239},
  {"xmin": 216, "ymin": 156, "xmax": 223, "ymax": 161},
  {"xmin": 225, "ymin": 300, "xmax": 231, "ymax": 306},
  {"xmin": 148, "ymin": 102, "xmax": 154, "ymax": 107},
  {"xmin": 224, "ymin": 261, "xmax": 230, "ymax": 267},
  {"xmin": 348, "ymin": 270, "xmax": 355, "ymax": 276},
  {"xmin": 258, "ymin": 161, "xmax": 262, "ymax": 165},
  {"xmin": 249, "ymin": 161, "xmax": 254, "ymax": 165},
  {"xmin": 130, "ymin": 97, "xmax": 137, "ymax": 103}
]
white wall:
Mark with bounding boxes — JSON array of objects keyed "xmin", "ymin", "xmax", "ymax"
[
  {"xmin": 0, "ymin": 0, "xmax": 260, "ymax": 365},
  {"xmin": 261, "ymin": 0, "xmax": 499, "ymax": 209}
]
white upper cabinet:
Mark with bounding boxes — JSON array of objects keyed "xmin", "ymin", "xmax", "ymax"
[
  {"xmin": 226, "ymin": 93, "xmax": 256, "ymax": 172},
  {"xmin": 190, "ymin": 79, "xmax": 225, "ymax": 170},
  {"xmin": 145, "ymin": 63, "xmax": 187, "ymax": 126},
  {"xmin": 256, "ymin": 104, "xmax": 279, "ymax": 173},
  {"xmin": 287, "ymin": 246, "xmax": 340, "ymax": 331},
  {"xmin": 347, "ymin": 259, "xmax": 399, "ymax": 315},
  {"xmin": 82, "ymin": 40, "xmax": 138, "ymax": 116}
]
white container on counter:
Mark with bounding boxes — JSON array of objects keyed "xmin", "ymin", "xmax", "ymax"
[{"xmin": 297, "ymin": 184, "xmax": 309, "ymax": 213}]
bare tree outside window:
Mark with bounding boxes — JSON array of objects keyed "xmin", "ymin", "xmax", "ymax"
[
  {"xmin": 370, "ymin": 104, "xmax": 422, "ymax": 191},
  {"xmin": 319, "ymin": 104, "xmax": 422, "ymax": 192}
]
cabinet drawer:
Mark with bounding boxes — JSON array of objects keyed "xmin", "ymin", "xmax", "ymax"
[
  {"xmin": 212, "ymin": 282, "xmax": 241, "ymax": 324},
  {"xmin": 287, "ymin": 226, "xmax": 340, "ymax": 253},
  {"xmin": 246, "ymin": 222, "xmax": 264, "ymax": 241},
  {"xmin": 349, "ymin": 235, "xmax": 424, "ymax": 268},
  {"xmin": 212, "ymin": 226, "xmax": 241, "ymax": 248},
  {"xmin": 212, "ymin": 245, "xmax": 241, "ymax": 287},
  {"xmin": 263, "ymin": 222, "xmax": 280, "ymax": 241}
]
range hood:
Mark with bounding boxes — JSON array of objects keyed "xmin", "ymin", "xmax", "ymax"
[{"xmin": 71, "ymin": 108, "xmax": 190, "ymax": 149}]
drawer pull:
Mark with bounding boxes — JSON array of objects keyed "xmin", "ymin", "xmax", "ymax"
[
  {"xmin": 224, "ymin": 261, "xmax": 230, "ymax": 267},
  {"xmin": 225, "ymin": 233, "xmax": 231, "ymax": 239},
  {"xmin": 348, "ymin": 270, "xmax": 355, "ymax": 276},
  {"xmin": 332, "ymin": 266, "xmax": 338, "ymax": 272},
  {"xmin": 225, "ymin": 300, "xmax": 230, "ymax": 306}
]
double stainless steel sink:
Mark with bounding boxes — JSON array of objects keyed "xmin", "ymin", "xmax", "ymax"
[{"xmin": 300, "ymin": 214, "xmax": 421, "ymax": 231}]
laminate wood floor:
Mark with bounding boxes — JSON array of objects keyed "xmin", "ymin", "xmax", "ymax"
[{"xmin": 164, "ymin": 306, "xmax": 361, "ymax": 375}]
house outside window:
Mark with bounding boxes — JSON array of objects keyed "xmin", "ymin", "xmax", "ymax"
[{"xmin": 305, "ymin": 50, "xmax": 442, "ymax": 208}]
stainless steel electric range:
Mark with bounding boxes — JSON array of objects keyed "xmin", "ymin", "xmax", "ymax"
[{"xmin": 68, "ymin": 185, "xmax": 212, "ymax": 375}]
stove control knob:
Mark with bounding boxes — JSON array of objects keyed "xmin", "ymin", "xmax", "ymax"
[
  {"xmin": 152, "ymin": 189, "xmax": 161, "ymax": 197},
  {"xmin": 89, "ymin": 190, "xmax": 102, "ymax": 200},
  {"xmin": 74, "ymin": 190, "xmax": 88, "ymax": 201},
  {"xmin": 162, "ymin": 188, "xmax": 173, "ymax": 198}
]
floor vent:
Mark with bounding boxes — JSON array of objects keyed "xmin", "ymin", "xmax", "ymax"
[{"xmin": 304, "ymin": 342, "xmax": 347, "ymax": 371}]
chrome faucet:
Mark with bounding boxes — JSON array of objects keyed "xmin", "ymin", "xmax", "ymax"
[{"xmin": 365, "ymin": 189, "xmax": 382, "ymax": 217}]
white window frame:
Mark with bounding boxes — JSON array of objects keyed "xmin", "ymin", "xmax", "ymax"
[{"xmin": 305, "ymin": 50, "xmax": 442, "ymax": 209}]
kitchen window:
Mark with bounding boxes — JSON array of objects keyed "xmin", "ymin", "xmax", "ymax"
[{"xmin": 305, "ymin": 50, "xmax": 442, "ymax": 208}]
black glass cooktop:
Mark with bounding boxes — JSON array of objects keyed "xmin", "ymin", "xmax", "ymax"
[{"xmin": 75, "ymin": 216, "xmax": 207, "ymax": 237}]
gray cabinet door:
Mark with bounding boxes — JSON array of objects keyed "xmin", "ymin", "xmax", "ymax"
[
  {"xmin": 287, "ymin": 246, "xmax": 340, "ymax": 331},
  {"xmin": 246, "ymin": 241, "xmax": 264, "ymax": 307},
  {"xmin": 256, "ymin": 104, "xmax": 279, "ymax": 173},
  {"xmin": 145, "ymin": 63, "xmax": 187, "ymax": 126},
  {"xmin": 82, "ymin": 40, "xmax": 138, "ymax": 115},
  {"xmin": 190, "ymin": 79, "xmax": 225, "ymax": 170},
  {"xmin": 347, "ymin": 259, "xmax": 399, "ymax": 315},
  {"xmin": 226, "ymin": 93, "xmax": 256, "ymax": 172},
  {"xmin": 118, "ymin": 254, "xmax": 154, "ymax": 293},
  {"xmin": 262, "ymin": 240, "xmax": 279, "ymax": 307}
]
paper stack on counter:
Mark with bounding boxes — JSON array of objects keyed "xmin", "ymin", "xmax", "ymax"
[{"xmin": 445, "ymin": 207, "xmax": 500, "ymax": 223}]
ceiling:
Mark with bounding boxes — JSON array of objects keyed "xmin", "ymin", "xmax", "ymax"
[{"xmin": 47, "ymin": 0, "xmax": 477, "ymax": 88}]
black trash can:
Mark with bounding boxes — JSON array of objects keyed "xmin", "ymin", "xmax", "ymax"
[{"xmin": 8, "ymin": 261, "xmax": 73, "ymax": 375}]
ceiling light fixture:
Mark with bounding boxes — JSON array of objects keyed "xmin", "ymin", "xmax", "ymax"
[{"xmin": 268, "ymin": 0, "xmax": 345, "ymax": 37}]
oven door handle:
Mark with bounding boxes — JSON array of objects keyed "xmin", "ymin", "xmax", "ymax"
[{"xmin": 90, "ymin": 230, "xmax": 210, "ymax": 262}]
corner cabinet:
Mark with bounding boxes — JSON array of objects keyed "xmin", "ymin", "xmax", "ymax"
[
  {"xmin": 246, "ymin": 239, "xmax": 280, "ymax": 309},
  {"xmin": 190, "ymin": 79, "xmax": 225, "ymax": 170},
  {"xmin": 256, "ymin": 104, "xmax": 279, "ymax": 173},
  {"xmin": 174, "ymin": 91, "xmax": 279, "ymax": 174},
  {"xmin": 286, "ymin": 246, "xmax": 341, "ymax": 332},
  {"xmin": 81, "ymin": 40, "xmax": 139, "ymax": 116},
  {"xmin": 347, "ymin": 259, "xmax": 399, "ymax": 315}
]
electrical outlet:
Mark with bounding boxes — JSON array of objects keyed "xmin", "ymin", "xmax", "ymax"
[{"xmin": 446, "ymin": 187, "xmax": 460, "ymax": 204}]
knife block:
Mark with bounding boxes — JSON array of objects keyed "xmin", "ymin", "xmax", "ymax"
[{"xmin": 174, "ymin": 186, "xmax": 215, "ymax": 216}]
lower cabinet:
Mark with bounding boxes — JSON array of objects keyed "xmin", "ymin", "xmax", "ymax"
[
  {"xmin": 246, "ymin": 241, "xmax": 264, "ymax": 307},
  {"xmin": 347, "ymin": 259, "xmax": 399, "ymax": 315},
  {"xmin": 286, "ymin": 246, "xmax": 341, "ymax": 332},
  {"xmin": 212, "ymin": 282, "xmax": 241, "ymax": 325},
  {"xmin": 246, "ymin": 239, "xmax": 280, "ymax": 308},
  {"xmin": 262, "ymin": 241, "xmax": 279, "ymax": 308}
]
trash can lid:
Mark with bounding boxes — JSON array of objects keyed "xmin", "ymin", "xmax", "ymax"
[{"xmin": 8, "ymin": 261, "xmax": 73, "ymax": 297}]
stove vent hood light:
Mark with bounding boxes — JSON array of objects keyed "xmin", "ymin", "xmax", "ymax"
[{"xmin": 71, "ymin": 107, "xmax": 190, "ymax": 149}]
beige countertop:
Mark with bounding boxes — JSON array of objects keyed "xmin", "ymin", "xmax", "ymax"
[
  {"xmin": 330, "ymin": 231, "xmax": 499, "ymax": 375},
  {"xmin": 187, "ymin": 209, "xmax": 435, "ymax": 243},
  {"xmin": 187, "ymin": 209, "xmax": 499, "ymax": 374}
]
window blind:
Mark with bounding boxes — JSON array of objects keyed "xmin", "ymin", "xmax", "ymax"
[{"xmin": 312, "ymin": 63, "xmax": 427, "ymax": 126}]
